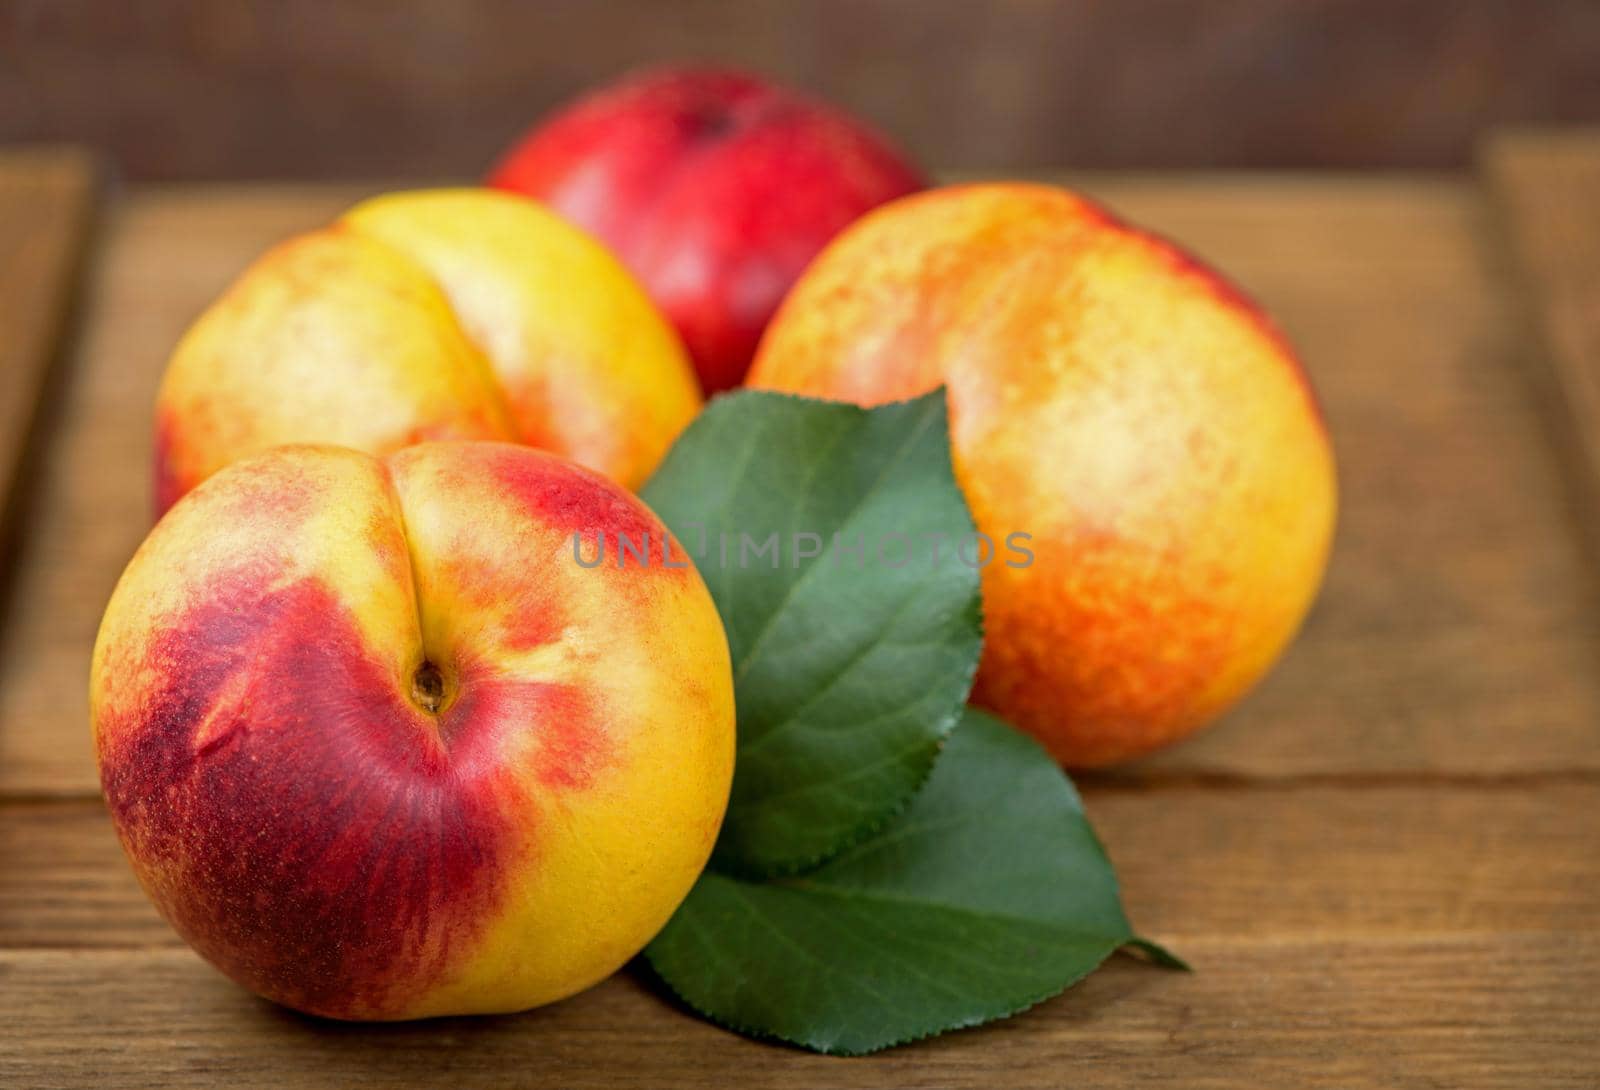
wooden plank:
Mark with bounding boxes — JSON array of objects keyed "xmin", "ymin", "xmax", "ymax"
[
  {"xmin": 0, "ymin": 934, "xmax": 1593, "ymax": 1089},
  {"xmin": 0, "ymin": 169, "xmax": 1594, "ymax": 1088},
  {"xmin": 0, "ymin": 801, "xmax": 165, "ymax": 950},
  {"xmin": 1481, "ymin": 128, "xmax": 1600, "ymax": 553},
  {"xmin": 5, "ymin": 175, "xmax": 1600, "ymax": 794},
  {"xmin": 5, "ymin": 776, "xmax": 1596, "ymax": 1082},
  {"xmin": 0, "ymin": 147, "xmax": 96, "ymax": 560},
  {"xmin": 5, "ymin": 784, "xmax": 1597, "ymax": 951}
]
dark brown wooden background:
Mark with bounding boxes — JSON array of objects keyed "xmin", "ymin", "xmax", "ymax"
[{"xmin": 4, "ymin": 0, "xmax": 1600, "ymax": 181}]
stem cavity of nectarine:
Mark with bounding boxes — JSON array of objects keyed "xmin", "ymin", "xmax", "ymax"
[{"xmin": 411, "ymin": 659, "xmax": 448, "ymax": 715}]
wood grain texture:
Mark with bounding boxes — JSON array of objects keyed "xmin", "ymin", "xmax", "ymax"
[
  {"xmin": 6, "ymin": 175, "xmax": 1600, "ymax": 793},
  {"xmin": 1481, "ymin": 128, "xmax": 1600, "ymax": 557},
  {"xmin": 0, "ymin": 147, "xmax": 95, "ymax": 565},
  {"xmin": 1, "ymin": 936, "xmax": 1594, "ymax": 1089},
  {"xmin": 5, "ymin": 784, "xmax": 1595, "ymax": 1083}
]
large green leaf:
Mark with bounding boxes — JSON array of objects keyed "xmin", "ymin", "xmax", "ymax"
[
  {"xmin": 645, "ymin": 709, "xmax": 1171, "ymax": 1055},
  {"xmin": 641, "ymin": 390, "xmax": 982, "ymax": 875}
]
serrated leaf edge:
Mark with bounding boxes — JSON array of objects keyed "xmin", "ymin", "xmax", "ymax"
[
  {"xmin": 643, "ymin": 931, "xmax": 1126, "ymax": 1057},
  {"xmin": 667, "ymin": 388, "xmax": 985, "ymax": 880},
  {"xmin": 709, "ymin": 590, "xmax": 985, "ymax": 881}
]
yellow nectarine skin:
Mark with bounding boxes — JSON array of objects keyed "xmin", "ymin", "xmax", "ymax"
[
  {"xmin": 749, "ymin": 183, "xmax": 1336, "ymax": 767},
  {"xmin": 91, "ymin": 443, "xmax": 735, "ymax": 1019},
  {"xmin": 154, "ymin": 189, "xmax": 702, "ymax": 514}
]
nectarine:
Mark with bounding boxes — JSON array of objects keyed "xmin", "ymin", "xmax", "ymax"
[
  {"xmin": 154, "ymin": 189, "xmax": 701, "ymax": 514},
  {"xmin": 92, "ymin": 442, "xmax": 735, "ymax": 1019},
  {"xmin": 749, "ymin": 184, "xmax": 1336, "ymax": 767},
  {"xmin": 490, "ymin": 67, "xmax": 925, "ymax": 393}
]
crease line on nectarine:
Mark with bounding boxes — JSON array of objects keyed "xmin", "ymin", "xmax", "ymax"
[{"xmin": 92, "ymin": 441, "xmax": 735, "ymax": 1019}]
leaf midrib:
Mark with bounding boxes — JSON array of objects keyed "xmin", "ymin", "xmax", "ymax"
[
  {"xmin": 729, "ymin": 397, "xmax": 944, "ymax": 688},
  {"xmin": 765, "ymin": 874, "xmax": 1129, "ymax": 942}
]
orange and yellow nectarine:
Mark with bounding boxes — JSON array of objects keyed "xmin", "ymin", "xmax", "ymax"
[
  {"xmin": 154, "ymin": 189, "xmax": 702, "ymax": 514},
  {"xmin": 749, "ymin": 183, "xmax": 1336, "ymax": 767}
]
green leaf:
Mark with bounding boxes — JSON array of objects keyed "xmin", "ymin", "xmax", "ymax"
[
  {"xmin": 645, "ymin": 709, "xmax": 1164, "ymax": 1055},
  {"xmin": 642, "ymin": 390, "xmax": 983, "ymax": 876}
]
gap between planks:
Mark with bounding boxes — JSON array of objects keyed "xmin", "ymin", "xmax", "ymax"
[
  {"xmin": 8, "ymin": 763, "xmax": 1600, "ymax": 807},
  {"xmin": 0, "ymin": 147, "xmax": 98, "ymax": 523},
  {"xmin": 1481, "ymin": 127, "xmax": 1600, "ymax": 565}
]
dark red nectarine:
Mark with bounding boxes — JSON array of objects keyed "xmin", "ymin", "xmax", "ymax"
[{"xmin": 489, "ymin": 67, "xmax": 925, "ymax": 392}]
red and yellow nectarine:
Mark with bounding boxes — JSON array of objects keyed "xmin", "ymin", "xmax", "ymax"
[{"xmin": 92, "ymin": 442, "xmax": 735, "ymax": 1019}]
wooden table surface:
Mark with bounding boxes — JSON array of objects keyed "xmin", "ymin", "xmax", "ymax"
[{"xmin": 2, "ymin": 135, "xmax": 1599, "ymax": 1088}]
